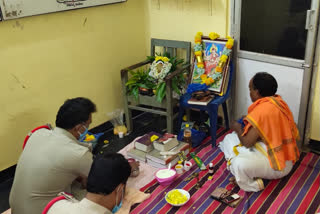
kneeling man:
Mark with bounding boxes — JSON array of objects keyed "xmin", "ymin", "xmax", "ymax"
[
  {"xmin": 10, "ymin": 97, "xmax": 96, "ymax": 213},
  {"xmin": 46, "ymin": 153, "xmax": 131, "ymax": 214},
  {"xmin": 219, "ymin": 72, "xmax": 300, "ymax": 192}
]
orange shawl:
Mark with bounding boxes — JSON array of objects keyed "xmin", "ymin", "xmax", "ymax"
[{"xmin": 242, "ymin": 95, "xmax": 300, "ymax": 171}]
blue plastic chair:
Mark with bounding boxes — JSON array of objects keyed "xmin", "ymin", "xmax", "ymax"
[{"xmin": 177, "ymin": 62, "xmax": 234, "ymax": 147}]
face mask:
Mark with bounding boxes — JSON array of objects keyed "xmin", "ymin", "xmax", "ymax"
[
  {"xmin": 111, "ymin": 186, "xmax": 124, "ymax": 213},
  {"xmin": 111, "ymin": 201, "xmax": 122, "ymax": 213},
  {"xmin": 78, "ymin": 125, "xmax": 88, "ymax": 141}
]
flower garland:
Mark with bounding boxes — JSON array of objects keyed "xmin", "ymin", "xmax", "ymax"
[
  {"xmin": 149, "ymin": 56, "xmax": 172, "ymax": 81},
  {"xmin": 193, "ymin": 32, "xmax": 234, "ymax": 86}
]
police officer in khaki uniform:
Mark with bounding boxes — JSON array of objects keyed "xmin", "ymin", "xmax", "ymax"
[
  {"xmin": 46, "ymin": 153, "xmax": 131, "ymax": 214},
  {"xmin": 10, "ymin": 97, "xmax": 96, "ymax": 214}
]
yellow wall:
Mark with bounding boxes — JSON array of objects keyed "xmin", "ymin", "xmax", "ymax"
[
  {"xmin": 0, "ymin": 0, "xmax": 148, "ymax": 170},
  {"xmin": 310, "ymin": 54, "xmax": 320, "ymax": 140},
  {"xmin": 145, "ymin": 0, "xmax": 229, "ymax": 52},
  {"xmin": 2, "ymin": 0, "xmax": 316, "ymax": 171},
  {"xmin": 1, "ymin": 0, "xmax": 315, "ymax": 171},
  {"xmin": 145, "ymin": 0, "xmax": 229, "ymax": 119}
]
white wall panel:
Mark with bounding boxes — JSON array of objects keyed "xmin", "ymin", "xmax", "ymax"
[{"xmin": 234, "ymin": 58, "xmax": 303, "ymax": 123}]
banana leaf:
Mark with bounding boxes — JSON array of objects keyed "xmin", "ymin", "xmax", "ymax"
[{"xmin": 156, "ymin": 82, "xmax": 166, "ymax": 102}]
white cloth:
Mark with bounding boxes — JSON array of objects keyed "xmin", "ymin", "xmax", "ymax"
[
  {"xmin": 219, "ymin": 132, "xmax": 293, "ymax": 192},
  {"xmin": 119, "ymin": 137, "xmax": 158, "ymax": 190},
  {"xmin": 47, "ymin": 198, "xmax": 112, "ymax": 214}
]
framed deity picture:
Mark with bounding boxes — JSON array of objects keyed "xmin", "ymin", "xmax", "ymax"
[{"xmin": 190, "ymin": 38, "xmax": 231, "ymax": 95}]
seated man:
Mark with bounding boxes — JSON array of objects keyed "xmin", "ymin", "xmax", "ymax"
[
  {"xmin": 10, "ymin": 97, "xmax": 96, "ymax": 214},
  {"xmin": 219, "ymin": 72, "xmax": 300, "ymax": 192},
  {"xmin": 46, "ymin": 153, "xmax": 131, "ymax": 214}
]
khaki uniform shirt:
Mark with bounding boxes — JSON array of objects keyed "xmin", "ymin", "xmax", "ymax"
[
  {"xmin": 9, "ymin": 127, "xmax": 93, "ymax": 214},
  {"xmin": 47, "ymin": 198, "xmax": 112, "ymax": 214}
]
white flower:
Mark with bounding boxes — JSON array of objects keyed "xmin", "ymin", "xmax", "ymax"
[{"xmin": 149, "ymin": 60, "xmax": 172, "ymax": 80}]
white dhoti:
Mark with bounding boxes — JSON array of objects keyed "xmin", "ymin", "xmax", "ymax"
[{"xmin": 219, "ymin": 132, "xmax": 293, "ymax": 192}]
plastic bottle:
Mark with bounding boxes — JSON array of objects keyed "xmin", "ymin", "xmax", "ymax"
[
  {"xmin": 208, "ymin": 163, "xmax": 214, "ymax": 176},
  {"xmin": 184, "ymin": 124, "xmax": 192, "ymax": 150},
  {"xmin": 208, "ymin": 162, "xmax": 214, "ymax": 180}
]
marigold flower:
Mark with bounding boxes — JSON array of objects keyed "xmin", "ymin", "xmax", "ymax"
[
  {"xmin": 195, "ymin": 35, "xmax": 202, "ymax": 43},
  {"xmin": 155, "ymin": 56, "xmax": 169, "ymax": 62},
  {"xmin": 155, "ymin": 56, "xmax": 161, "ymax": 61},
  {"xmin": 209, "ymin": 32, "xmax": 220, "ymax": 40},
  {"xmin": 216, "ymin": 66, "xmax": 223, "ymax": 72},
  {"xmin": 226, "ymin": 38, "xmax": 234, "ymax": 49},
  {"xmin": 204, "ymin": 78, "xmax": 214, "ymax": 85},
  {"xmin": 220, "ymin": 55, "xmax": 228, "ymax": 63},
  {"xmin": 195, "ymin": 51, "xmax": 202, "ymax": 56},
  {"xmin": 200, "ymin": 74, "xmax": 207, "ymax": 80},
  {"xmin": 197, "ymin": 62, "xmax": 204, "ymax": 68},
  {"xmin": 162, "ymin": 57, "xmax": 169, "ymax": 62}
]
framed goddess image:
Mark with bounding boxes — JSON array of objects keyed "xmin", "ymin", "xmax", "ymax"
[{"xmin": 190, "ymin": 38, "xmax": 230, "ymax": 95}]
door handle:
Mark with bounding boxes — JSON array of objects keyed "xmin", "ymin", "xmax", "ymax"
[
  {"xmin": 302, "ymin": 63, "xmax": 311, "ymax": 68},
  {"xmin": 305, "ymin": 10, "xmax": 315, "ymax": 30}
]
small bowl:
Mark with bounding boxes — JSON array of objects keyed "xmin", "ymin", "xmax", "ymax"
[
  {"xmin": 165, "ymin": 189, "xmax": 190, "ymax": 206},
  {"xmin": 155, "ymin": 169, "xmax": 177, "ymax": 186},
  {"xmin": 127, "ymin": 158, "xmax": 140, "ymax": 177},
  {"xmin": 184, "ymin": 161, "xmax": 192, "ymax": 171}
]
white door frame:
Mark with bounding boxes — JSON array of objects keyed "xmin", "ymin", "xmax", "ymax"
[
  {"xmin": 305, "ymin": 24, "xmax": 320, "ymax": 144},
  {"xmin": 230, "ymin": 0, "xmax": 320, "ymax": 148}
]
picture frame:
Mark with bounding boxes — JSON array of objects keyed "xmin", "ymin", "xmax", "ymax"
[
  {"xmin": 0, "ymin": 0, "xmax": 127, "ymax": 20},
  {"xmin": 190, "ymin": 38, "xmax": 231, "ymax": 95}
]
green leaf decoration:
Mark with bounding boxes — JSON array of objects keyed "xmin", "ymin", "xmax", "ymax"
[
  {"xmin": 156, "ymin": 82, "xmax": 166, "ymax": 102},
  {"xmin": 172, "ymin": 77, "xmax": 180, "ymax": 95},
  {"xmin": 126, "ymin": 54, "xmax": 187, "ymax": 103},
  {"xmin": 132, "ymin": 87, "xmax": 139, "ymax": 100}
]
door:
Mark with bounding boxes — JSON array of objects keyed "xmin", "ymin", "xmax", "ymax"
[{"xmin": 230, "ymin": 0, "xmax": 319, "ymax": 147}]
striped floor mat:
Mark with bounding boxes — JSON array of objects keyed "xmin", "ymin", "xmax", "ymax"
[{"xmin": 130, "ymin": 132, "xmax": 320, "ymax": 214}]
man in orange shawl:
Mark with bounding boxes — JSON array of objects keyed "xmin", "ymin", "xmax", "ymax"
[{"xmin": 219, "ymin": 72, "xmax": 300, "ymax": 192}]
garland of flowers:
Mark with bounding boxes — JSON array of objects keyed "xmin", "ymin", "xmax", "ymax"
[
  {"xmin": 149, "ymin": 56, "xmax": 172, "ymax": 82},
  {"xmin": 126, "ymin": 54, "xmax": 185, "ymax": 103},
  {"xmin": 193, "ymin": 32, "xmax": 234, "ymax": 86}
]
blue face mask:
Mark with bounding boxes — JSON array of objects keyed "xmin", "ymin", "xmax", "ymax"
[
  {"xmin": 78, "ymin": 125, "xmax": 88, "ymax": 142},
  {"xmin": 112, "ymin": 187, "xmax": 124, "ymax": 213},
  {"xmin": 111, "ymin": 201, "xmax": 122, "ymax": 213}
]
